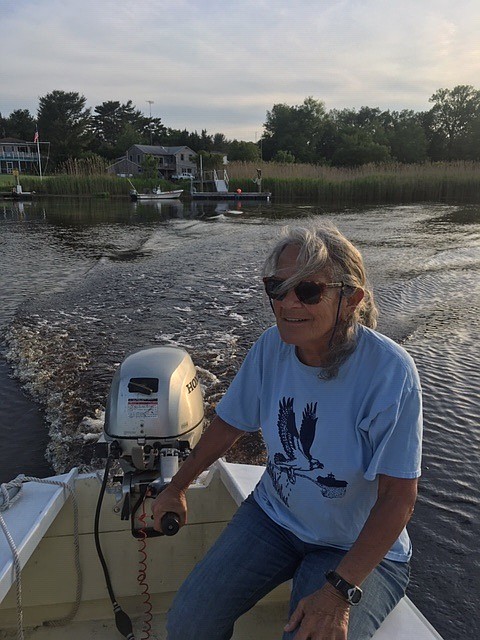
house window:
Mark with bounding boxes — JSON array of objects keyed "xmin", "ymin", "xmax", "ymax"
[{"xmin": 181, "ymin": 154, "xmax": 184, "ymax": 161}]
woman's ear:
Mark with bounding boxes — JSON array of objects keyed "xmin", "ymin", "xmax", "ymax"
[{"xmin": 346, "ymin": 288, "xmax": 364, "ymax": 311}]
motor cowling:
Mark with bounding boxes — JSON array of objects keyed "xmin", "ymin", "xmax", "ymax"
[{"xmin": 104, "ymin": 346, "xmax": 204, "ymax": 474}]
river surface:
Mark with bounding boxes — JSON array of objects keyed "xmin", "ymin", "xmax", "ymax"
[{"xmin": 0, "ymin": 196, "xmax": 479, "ymax": 639}]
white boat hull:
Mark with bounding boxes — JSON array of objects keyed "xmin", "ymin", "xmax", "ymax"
[
  {"xmin": 0, "ymin": 461, "xmax": 443, "ymax": 639},
  {"xmin": 130, "ymin": 189, "xmax": 183, "ymax": 201}
]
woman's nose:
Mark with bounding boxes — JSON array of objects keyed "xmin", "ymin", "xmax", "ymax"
[{"xmin": 279, "ymin": 287, "xmax": 303, "ymax": 307}]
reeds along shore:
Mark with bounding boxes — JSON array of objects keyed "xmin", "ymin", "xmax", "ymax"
[
  {"xmin": 228, "ymin": 161, "xmax": 480, "ymax": 205},
  {"xmin": 11, "ymin": 160, "xmax": 480, "ymax": 204}
]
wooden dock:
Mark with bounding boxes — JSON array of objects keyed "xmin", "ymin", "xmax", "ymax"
[{"xmin": 191, "ymin": 191, "xmax": 271, "ymax": 201}]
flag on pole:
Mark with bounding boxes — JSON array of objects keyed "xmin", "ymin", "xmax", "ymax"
[{"xmin": 33, "ymin": 127, "xmax": 39, "ymax": 143}]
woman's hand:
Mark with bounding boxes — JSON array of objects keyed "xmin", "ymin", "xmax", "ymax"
[
  {"xmin": 284, "ymin": 584, "xmax": 350, "ymax": 640},
  {"xmin": 151, "ymin": 482, "xmax": 187, "ymax": 533}
]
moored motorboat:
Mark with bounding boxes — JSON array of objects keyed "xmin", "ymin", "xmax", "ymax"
[
  {"xmin": 0, "ymin": 183, "xmax": 34, "ymax": 200},
  {"xmin": 130, "ymin": 187, "xmax": 183, "ymax": 202}
]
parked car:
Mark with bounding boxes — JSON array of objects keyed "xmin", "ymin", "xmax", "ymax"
[{"xmin": 171, "ymin": 173, "xmax": 195, "ymax": 180}]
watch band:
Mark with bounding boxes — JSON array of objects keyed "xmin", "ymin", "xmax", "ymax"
[{"xmin": 325, "ymin": 570, "xmax": 363, "ymax": 606}]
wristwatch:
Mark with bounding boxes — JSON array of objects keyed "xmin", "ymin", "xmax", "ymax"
[{"xmin": 325, "ymin": 570, "xmax": 363, "ymax": 606}]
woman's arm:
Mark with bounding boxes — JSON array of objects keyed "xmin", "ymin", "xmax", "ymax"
[
  {"xmin": 152, "ymin": 416, "xmax": 244, "ymax": 531},
  {"xmin": 285, "ymin": 475, "xmax": 418, "ymax": 640},
  {"xmin": 334, "ymin": 474, "xmax": 417, "ymax": 584}
]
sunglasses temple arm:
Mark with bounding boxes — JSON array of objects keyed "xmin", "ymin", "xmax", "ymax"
[{"xmin": 328, "ymin": 289, "xmax": 344, "ymax": 348}]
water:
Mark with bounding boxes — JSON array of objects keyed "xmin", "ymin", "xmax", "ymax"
[{"xmin": 1, "ymin": 197, "xmax": 479, "ymax": 639}]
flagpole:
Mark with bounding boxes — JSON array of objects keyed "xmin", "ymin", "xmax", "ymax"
[{"xmin": 35, "ymin": 126, "xmax": 42, "ymax": 180}]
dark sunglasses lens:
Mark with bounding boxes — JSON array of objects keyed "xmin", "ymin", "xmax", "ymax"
[
  {"xmin": 264, "ymin": 278, "xmax": 284, "ymax": 300},
  {"xmin": 295, "ymin": 281, "xmax": 325, "ymax": 304}
]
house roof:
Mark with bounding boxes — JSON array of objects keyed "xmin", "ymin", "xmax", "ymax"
[
  {"xmin": 130, "ymin": 145, "xmax": 195, "ymax": 156},
  {"xmin": 107, "ymin": 157, "xmax": 141, "ymax": 169},
  {"xmin": 0, "ymin": 137, "xmax": 32, "ymax": 144}
]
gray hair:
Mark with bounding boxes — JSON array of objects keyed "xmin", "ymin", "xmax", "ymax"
[{"xmin": 263, "ymin": 220, "xmax": 378, "ymax": 378}]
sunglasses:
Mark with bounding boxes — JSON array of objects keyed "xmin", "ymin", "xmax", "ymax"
[{"xmin": 263, "ymin": 277, "xmax": 344, "ymax": 305}]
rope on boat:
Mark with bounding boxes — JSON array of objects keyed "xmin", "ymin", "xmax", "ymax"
[
  {"xmin": 0, "ymin": 477, "xmax": 25, "ymax": 640},
  {"xmin": 0, "ymin": 475, "xmax": 83, "ymax": 639}
]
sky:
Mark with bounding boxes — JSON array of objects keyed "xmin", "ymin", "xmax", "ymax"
[{"xmin": 1, "ymin": 0, "xmax": 480, "ymax": 141}]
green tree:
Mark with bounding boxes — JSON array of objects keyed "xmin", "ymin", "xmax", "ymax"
[
  {"xmin": 37, "ymin": 90, "xmax": 92, "ymax": 166},
  {"xmin": 262, "ymin": 97, "xmax": 328, "ymax": 162},
  {"xmin": 4, "ymin": 109, "xmax": 36, "ymax": 140},
  {"xmin": 328, "ymin": 108, "xmax": 392, "ymax": 166},
  {"xmin": 388, "ymin": 111, "xmax": 428, "ymax": 163},
  {"xmin": 91, "ymin": 100, "xmax": 166, "ymax": 157},
  {"xmin": 463, "ymin": 114, "xmax": 480, "ymax": 160},
  {"xmin": 331, "ymin": 130, "xmax": 391, "ymax": 166},
  {"xmin": 228, "ymin": 140, "xmax": 261, "ymax": 162},
  {"xmin": 212, "ymin": 133, "xmax": 229, "ymax": 152},
  {"xmin": 197, "ymin": 151, "xmax": 224, "ymax": 170},
  {"xmin": 140, "ymin": 154, "xmax": 159, "ymax": 179},
  {"xmin": 112, "ymin": 123, "xmax": 147, "ymax": 158},
  {"xmin": 272, "ymin": 150, "xmax": 296, "ymax": 163},
  {"xmin": 92, "ymin": 101, "xmax": 124, "ymax": 145},
  {"xmin": 428, "ymin": 85, "xmax": 480, "ymax": 159}
]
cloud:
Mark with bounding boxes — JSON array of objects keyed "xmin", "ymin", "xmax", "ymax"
[{"xmin": 1, "ymin": 0, "xmax": 479, "ymax": 139}]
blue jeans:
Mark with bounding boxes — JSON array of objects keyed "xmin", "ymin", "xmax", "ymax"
[{"xmin": 166, "ymin": 494, "xmax": 409, "ymax": 640}]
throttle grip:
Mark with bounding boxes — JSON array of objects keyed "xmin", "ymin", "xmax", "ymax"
[{"xmin": 161, "ymin": 512, "xmax": 180, "ymax": 536}]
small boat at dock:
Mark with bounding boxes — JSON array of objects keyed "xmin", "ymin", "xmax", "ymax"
[
  {"xmin": 0, "ymin": 177, "xmax": 34, "ymax": 200},
  {"xmin": 130, "ymin": 187, "xmax": 183, "ymax": 202}
]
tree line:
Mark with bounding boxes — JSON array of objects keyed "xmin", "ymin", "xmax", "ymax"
[{"xmin": 1, "ymin": 86, "xmax": 479, "ymax": 170}]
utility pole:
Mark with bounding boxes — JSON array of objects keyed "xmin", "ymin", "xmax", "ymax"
[{"xmin": 146, "ymin": 100, "xmax": 154, "ymax": 145}]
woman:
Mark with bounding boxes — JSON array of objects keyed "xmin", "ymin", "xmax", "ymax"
[{"xmin": 153, "ymin": 222, "xmax": 422, "ymax": 640}]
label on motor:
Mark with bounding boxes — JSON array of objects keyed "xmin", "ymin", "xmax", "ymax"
[{"xmin": 127, "ymin": 399, "xmax": 158, "ymax": 418}]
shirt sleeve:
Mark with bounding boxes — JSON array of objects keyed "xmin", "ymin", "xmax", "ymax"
[
  {"xmin": 363, "ymin": 384, "xmax": 423, "ymax": 481},
  {"xmin": 215, "ymin": 337, "xmax": 264, "ymax": 432}
]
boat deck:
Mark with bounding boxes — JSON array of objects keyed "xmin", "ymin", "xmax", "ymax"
[
  {"xmin": 0, "ymin": 462, "xmax": 443, "ymax": 640},
  {"xmin": 0, "ymin": 597, "xmax": 443, "ymax": 640}
]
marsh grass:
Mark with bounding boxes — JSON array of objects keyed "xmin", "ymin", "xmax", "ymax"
[
  {"xmin": 7, "ymin": 160, "xmax": 480, "ymax": 203},
  {"xmin": 228, "ymin": 161, "xmax": 480, "ymax": 204},
  {"xmin": 0, "ymin": 175, "xmax": 16, "ymax": 187},
  {"xmin": 18, "ymin": 175, "xmax": 174, "ymax": 196}
]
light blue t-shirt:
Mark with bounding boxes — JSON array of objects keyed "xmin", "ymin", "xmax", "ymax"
[{"xmin": 216, "ymin": 324, "xmax": 422, "ymax": 562}]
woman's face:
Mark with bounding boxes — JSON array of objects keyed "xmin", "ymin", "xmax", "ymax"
[{"xmin": 272, "ymin": 245, "xmax": 356, "ymax": 366}]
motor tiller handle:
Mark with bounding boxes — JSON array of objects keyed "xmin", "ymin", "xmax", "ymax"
[{"xmin": 161, "ymin": 512, "xmax": 180, "ymax": 536}]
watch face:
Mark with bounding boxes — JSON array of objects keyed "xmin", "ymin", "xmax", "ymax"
[{"xmin": 347, "ymin": 587, "xmax": 362, "ymax": 605}]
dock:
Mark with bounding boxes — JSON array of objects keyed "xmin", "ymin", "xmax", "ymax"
[
  {"xmin": 190, "ymin": 168, "xmax": 271, "ymax": 201},
  {"xmin": 191, "ymin": 191, "xmax": 271, "ymax": 201}
]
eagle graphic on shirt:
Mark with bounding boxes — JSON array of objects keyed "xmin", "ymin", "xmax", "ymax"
[{"xmin": 267, "ymin": 397, "xmax": 348, "ymax": 505}]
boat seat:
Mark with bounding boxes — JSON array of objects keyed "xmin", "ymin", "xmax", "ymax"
[{"xmin": 0, "ymin": 469, "xmax": 78, "ymax": 602}]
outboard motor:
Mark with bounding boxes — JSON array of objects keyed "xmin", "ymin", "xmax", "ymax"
[
  {"xmin": 99, "ymin": 346, "xmax": 204, "ymax": 537},
  {"xmin": 95, "ymin": 346, "xmax": 204, "ymax": 639}
]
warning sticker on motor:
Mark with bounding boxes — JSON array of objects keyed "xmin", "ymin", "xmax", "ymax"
[{"xmin": 127, "ymin": 399, "xmax": 158, "ymax": 418}]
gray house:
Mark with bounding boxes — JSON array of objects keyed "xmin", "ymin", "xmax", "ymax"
[{"xmin": 107, "ymin": 145, "xmax": 197, "ymax": 179}]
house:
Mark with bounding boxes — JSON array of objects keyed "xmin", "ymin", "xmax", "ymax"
[
  {"xmin": 0, "ymin": 138, "xmax": 44, "ymax": 175},
  {"xmin": 107, "ymin": 145, "xmax": 197, "ymax": 179}
]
